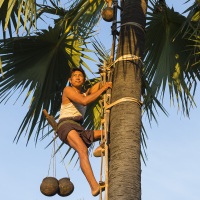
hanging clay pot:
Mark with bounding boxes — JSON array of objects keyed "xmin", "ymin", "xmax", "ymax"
[
  {"xmin": 40, "ymin": 177, "xmax": 59, "ymax": 196},
  {"xmin": 58, "ymin": 177, "xmax": 74, "ymax": 197},
  {"xmin": 102, "ymin": 7, "xmax": 114, "ymax": 22}
]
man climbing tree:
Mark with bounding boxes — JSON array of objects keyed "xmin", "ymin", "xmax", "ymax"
[{"xmin": 56, "ymin": 67, "xmax": 112, "ymax": 196}]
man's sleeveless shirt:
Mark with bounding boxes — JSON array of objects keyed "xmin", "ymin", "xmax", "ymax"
[
  {"xmin": 59, "ymin": 102, "xmax": 86, "ymax": 120},
  {"xmin": 59, "ymin": 91, "xmax": 87, "ymax": 120}
]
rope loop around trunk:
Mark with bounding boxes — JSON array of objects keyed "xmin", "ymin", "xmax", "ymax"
[
  {"xmin": 105, "ymin": 97, "xmax": 143, "ymax": 110},
  {"xmin": 105, "ymin": 54, "xmax": 144, "ymax": 71}
]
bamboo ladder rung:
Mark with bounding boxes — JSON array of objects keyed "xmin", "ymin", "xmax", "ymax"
[{"xmin": 98, "ymin": 65, "xmax": 112, "ymax": 200}]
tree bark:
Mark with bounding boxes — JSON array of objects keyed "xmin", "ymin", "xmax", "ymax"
[{"xmin": 109, "ymin": 0, "xmax": 147, "ymax": 199}]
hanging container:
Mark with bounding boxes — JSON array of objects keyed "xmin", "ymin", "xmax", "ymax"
[
  {"xmin": 40, "ymin": 177, "xmax": 59, "ymax": 196},
  {"xmin": 58, "ymin": 177, "xmax": 74, "ymax": 196},
  {"xmin": 102, "ymin": 7, "xmax": 114, "ymax": 22}
]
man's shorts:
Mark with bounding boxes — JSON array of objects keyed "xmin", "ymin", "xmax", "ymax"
[{"xmin": 57, "ymin": 116, "xmax": 94, "ymax": 148}]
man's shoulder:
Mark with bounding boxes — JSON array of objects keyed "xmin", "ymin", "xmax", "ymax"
[
  {"xmin": 63, "ymin": 86, "xmax": 72, "ymax": 91},
  {"xmin": 63, "ymin": 86, "xmax": 73, "ymax": 95}
]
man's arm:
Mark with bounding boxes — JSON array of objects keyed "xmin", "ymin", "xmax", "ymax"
[
  {"xmin": 65, "ymin": 82, "xmax": 112, "ymax": 106},
  {"xmin": 87, "ymin": 82, "xmax": 101, "ymax": 95}
]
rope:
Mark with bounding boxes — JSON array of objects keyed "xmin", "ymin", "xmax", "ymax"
[
  {"xmin": 53, "ymin": 136, "xmax": 56, "ymax": 177},
  {"xmin": 114, "ymin": 54, "xmax": 141, "ymax": 64},
  {"xmin": 111, "ymin": 22, "xmax": 145, "ymax": 39},
  {"xmin": 105, "ymin": 97, "xmax": 143, "ymax": 110},
  {"xmin": 55, "ymin": 139, "xmax": 70, "ymax": 178},
  {"xmin": 47, "ymin": 141, "xmax": 56, "ymax": 177},
  {"xmin": 106, "ymin": 54, "xmax": 143, "ymax": 70},
  {"xmin": 120, "ymin": 22, "xmax": 145, "ymax": 33},
  {"xmin": 43, "ymin": 109, "xmax": 70, "ymax": 178}
]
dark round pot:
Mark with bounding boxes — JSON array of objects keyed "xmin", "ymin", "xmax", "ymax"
[
  {"xmin": 58, "ymin": 177, "xmax": 74, "ymax": 197},
  {"xmin": 40, "ymin": 177, "xmax": 59, "ymax": 196}
]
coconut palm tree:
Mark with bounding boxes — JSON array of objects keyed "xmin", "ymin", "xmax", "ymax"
[
  {"xmin": 108, "ymin": 0, "xmax": 147, "ymax": 199},
  {"xmin": 0, "ymin": 0, "xmax": 200, "ymax": 200},
  {"xmin": 109, "ymin": 0, "xmax": 200, "ymax": 199}
]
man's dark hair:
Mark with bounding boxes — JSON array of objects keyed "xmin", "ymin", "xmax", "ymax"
[{"xmin": 70, "ymin": 67, "xmax": 86, "ymax": 79}]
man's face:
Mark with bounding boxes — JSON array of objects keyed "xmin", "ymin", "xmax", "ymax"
[{"xmin": 70, "ymin": 70, "xmax": 85, "ymax": 87}]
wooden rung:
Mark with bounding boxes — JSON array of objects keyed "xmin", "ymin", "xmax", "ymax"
[
  {"xmin": 100, "ymin": 72, "xmax": 106, "ymax": 76},
  {"xmin": 101, "ymin": 119, "xmax": 105, "ymax": 124},
  {"xmin": 100, "ymin": 138, "xmax": 107, "ymax": 146}
]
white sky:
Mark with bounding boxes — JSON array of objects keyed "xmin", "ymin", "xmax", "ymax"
[{"xmin": 1, "ymin": 1, "xmax": 199, "ymax": 200}]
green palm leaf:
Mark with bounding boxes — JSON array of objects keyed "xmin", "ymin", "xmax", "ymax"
[
  {"xmin": 0, "ymin": 24, "xmax": 94, "ymax": 144},
  {"xmin": 36, "ymin": 0, "xmax": 105, "ymax": 39},
  {"xmin": 0, "ymin": 0, "xmax": 106, "ymax": 145},
  {"xmin": 179, "ymin": 1, "xmax": 200, "ymax": 72},
  {"xmin": 0, "ymin": 0, "xmax": 37, "ymax": 38},
  {"xmin": 144, "ymin": 1, "xmax": 199, "ymax": 115},
  {"xmin": 181, "ymin": 0, "xmax": 200, "ymax": 38},
  {"xmin": 0, "ymin": 0, "xmax": 19, "ymax": 38}
]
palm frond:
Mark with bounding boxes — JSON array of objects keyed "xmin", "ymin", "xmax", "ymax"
[
  {"xmin": 0, "ymin": 24, "xmax": 94, "ymax": 144},
  {"xmin": 63, "ymin": 0, "xmax": 105, "ymax": 35},
  {"xmin": 0, "ymin": 0, "xmax": 37, "ymax": 38},
  {"xmin": 179, "ymin": 1, "xmax": 200, "ymax": 68},
  {"xmin": 37, "ymin": 0, "xmax": 105, "ymax": 37},
  {"xmin": 145, "ymin": 2, "xmax": 199, "ymax": 116}
]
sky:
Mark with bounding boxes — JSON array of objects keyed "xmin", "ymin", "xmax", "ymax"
[{"xmin": 0, "ymin": 1, "xmax": 199, "ymax": 200}]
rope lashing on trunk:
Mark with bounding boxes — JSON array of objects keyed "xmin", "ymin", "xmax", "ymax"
[
  {"xmin": 120, "ymin": 22, "xmax": 146, "ymax": 33},
  {"xmin": 111, "ymin": 21, "xmax": 145, "ymax": 34},
  {"xmin": 114, "ymin": 54, "xmax": 141, "ymax": 64},
  {"xmin": 105, "ymin": 97, "xmax": 143, "ymax": 110},
  {"xmin": 105, "ymin": 54, "xmax": 143, "ymax": 71}
]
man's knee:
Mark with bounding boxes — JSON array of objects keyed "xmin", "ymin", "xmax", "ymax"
[{"xmin": 78, "ymin": 144, "xmax": 88, "ymax": 156}]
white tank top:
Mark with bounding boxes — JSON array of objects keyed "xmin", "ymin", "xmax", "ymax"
[{"xmin": 59, "ymin": 102, "xmax": 86, "ymax": 120}]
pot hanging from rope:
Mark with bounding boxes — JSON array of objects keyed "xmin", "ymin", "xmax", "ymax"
[
  {"xmin": 40, "ymin": 110, "xmax": 74, "ymax": 197},
  {"xmin": 40, "ymin": 177, "xmax": 59, "ymax": 196},
  {"xmin": 57, "ymin": 177, "xmax": 74, "ymax": 196}
]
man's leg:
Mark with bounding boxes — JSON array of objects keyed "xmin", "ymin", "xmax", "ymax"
[
  {"xmin": 93, "ymin": 130, "xmax": 106, "ymax": 157},
  {"xmin": 66, "ymin": 130, "xmax": 100, "ymax": 195},
  {"xmin": 93, "ymin": 130, "xmax": 103, "ymax": 141}
]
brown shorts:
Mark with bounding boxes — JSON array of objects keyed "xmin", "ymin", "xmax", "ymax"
[{"xmin": 57, "ymin": 117, "xmax": 94, "ymax": 148}]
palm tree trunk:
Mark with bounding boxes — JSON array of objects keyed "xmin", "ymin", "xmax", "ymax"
[{"xmin": 109, "ymin": 0, "xmax": 147, "ymax": 199}]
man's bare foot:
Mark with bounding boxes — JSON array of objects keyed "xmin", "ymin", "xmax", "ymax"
[
  {"xmin": 93, "ymin": 145, "xmax": 105, "ymax": 157},
  {"xmin": 92, "ymin": 182, "xmax": 105, "ymax": 196}
]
